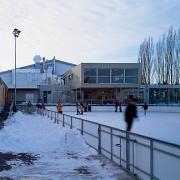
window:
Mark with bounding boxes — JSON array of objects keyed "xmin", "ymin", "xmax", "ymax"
[
  {"xmin": 111, "ymin": 68, "xmax": 124, "ymax": 83},
  {"xmin": 84, "ymin": 68, "xmax": 97, "ymax": 83},
  {"xmin": 125, "ymin": 69, "xmax": 138, "ymax": 84},
  {"xmin": 98, "ymin": 68, "xmax": 110, "ymax": 84}
]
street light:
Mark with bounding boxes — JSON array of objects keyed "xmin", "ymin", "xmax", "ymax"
[{"xmin": 13, "ymin": 28, "xmax": 21, "ymax": 106}]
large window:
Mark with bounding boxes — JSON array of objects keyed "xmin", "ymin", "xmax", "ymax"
[
  {"xmin": 125, "ymin": 69, "xmax": 138, "ymax": 84},
  {"xmin": 98, "ymin": 68, "xmax": 110, "ymax": 84},
  {"xmin": 84, "ymin": 68, "xmax": 97, "ymax": 83},
  {"xmin": 111, "ymin": 68, "xmax": 124, "ymax": 83}
]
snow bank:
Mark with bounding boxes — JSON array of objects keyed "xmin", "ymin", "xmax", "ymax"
[{"xmin": 0, "ymin": 112, "xmax": 96, "ymax": 155}]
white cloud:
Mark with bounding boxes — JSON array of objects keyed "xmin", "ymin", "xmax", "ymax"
[{"xmin": 0, "ymin": 0, "xmax": 179, "ymax": 71}]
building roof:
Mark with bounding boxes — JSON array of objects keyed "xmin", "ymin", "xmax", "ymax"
[
  {"xmin": 0, "ymin": 58, "xmax": 76, "ymax": 75},
  {"xmin": 0, "ymin": 77, "xmax": 8, "ymax": 88}
]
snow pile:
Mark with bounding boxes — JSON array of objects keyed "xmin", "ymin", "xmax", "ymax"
[
  {"xmin": 0, "ymin": 112, "xmax": 95, "ymax": 155},
  {"xmin": 0, "ymin": 112, "xmax": 129, "ymax": 179}
]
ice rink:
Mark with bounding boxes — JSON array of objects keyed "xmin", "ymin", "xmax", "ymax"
[{"xmin": 48, "ymin": 106, "xmax": 180, "ymax": 145}]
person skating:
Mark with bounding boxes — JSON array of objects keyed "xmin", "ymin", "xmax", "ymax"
[
  {"xmin": 142, "ymin": 102, "xmax": 148, "ymax": 116},
  {"xmin": 56, "ymin": 101, "xmax": 63, "ymax": 114},
  {"xmin": 125, "ymin": 98, "xmax": 137, "ymax": 131},
  {"xmin": 115, "ymin": 101, "xmax": 119, "ymax": 112}
]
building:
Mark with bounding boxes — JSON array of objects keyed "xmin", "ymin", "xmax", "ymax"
[
  {"xmin": 0, "ymin": 78, "xmax": 8, "ymax": 108},
  {"xmin": 145, "ymin": 84, "xmax": 180, "ymax": 104},
  {"xmin": 0, "ymin": 56, "xmax": 76, "ymax": 104},
  {"xmin": 63, "ymin": 63, "xmax": 143, "ymax": 104},
  {"xmin": 1, "ymin": 57, "xmax": 179, "ymax": 105}
]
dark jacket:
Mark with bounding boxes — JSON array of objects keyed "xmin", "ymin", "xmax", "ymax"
[
  {"xmin": 125, "ymin": 104, "xmax": 137, "ymax": 122},
  {"xmin": 143, "ymin": 104, "xmax": 148, "ymax": 110}
]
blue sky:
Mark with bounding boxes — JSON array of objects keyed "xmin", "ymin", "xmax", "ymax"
[{"xmin": 0, "ymin": 0, "xmax": 179, "ymax": 71}]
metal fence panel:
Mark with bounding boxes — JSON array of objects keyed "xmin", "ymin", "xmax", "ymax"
[
  {"xmin": 153, "ymin": 142, "xmax": 180, "ymax": 180},
  {"xmin": 71, "ymin": 117, "xmax": 82, "ymax": 131},
  {"xmin": 83, "ymin": 121, "xmax": 99, "ymax": 151}
]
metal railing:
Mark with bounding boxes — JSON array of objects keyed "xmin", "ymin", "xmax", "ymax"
[{"xmin": 38, "ymin": 108, "xmax": 180, "ymax": 180}]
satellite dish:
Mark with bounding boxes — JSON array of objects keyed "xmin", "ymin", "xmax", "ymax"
[{"xmin": 33, "ymin": 55, "xmax": 42, "ymax": 63}]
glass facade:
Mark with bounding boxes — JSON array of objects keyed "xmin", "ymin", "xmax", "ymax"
[
  {"xmin": 149, "ymin": 88, "xmax": 180, "ymax": 104},
  {"xmin": 84, "ymin": 68, "xmax": 97, "ymax": 83},
  {"xmin": 98, "ymin": 68, "xmax": 110, "ymax": 84},
  {"xmin": 125, "ymin": 69, "xmax": 138, "ymax": 84},
  {"xmin": 83, "ymin": 68, "xmax": 139, "ymax": 84},
  {"xmin": 111, "ymin": 68, "xmax": 124, "ymax": 83}
]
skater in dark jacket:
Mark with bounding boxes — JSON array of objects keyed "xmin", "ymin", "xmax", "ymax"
[
  {"xmin": 125, "ymin": 98, "xmax": 137, "ymax": 131},
  {"xmin": 119, "ymin": 102, "xmax": 122, "ymax": 112},
  {"xmin": 115, "ymin": 101, "xmax": 119, "ymax": 112},
  {"xmin": 142, "ymin": 102, "xmax": 148, "ymax": 116}
]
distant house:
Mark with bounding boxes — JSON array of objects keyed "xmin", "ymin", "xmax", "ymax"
[{"xmin": 0, "ymin": 77, "xmax": 8, "ymax": 108}]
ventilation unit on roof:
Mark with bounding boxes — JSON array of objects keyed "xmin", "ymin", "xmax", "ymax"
[{"xmin": 33, "ymin": 55, "xmax": 42, "ymax": 69}]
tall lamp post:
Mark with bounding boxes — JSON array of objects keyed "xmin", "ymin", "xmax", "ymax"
[{"xmin": 12, "ymin": 28, "xmax": 21, "ymax": 106}]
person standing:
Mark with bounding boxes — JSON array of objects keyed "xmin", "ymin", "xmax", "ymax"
[
  {"xmin": 119, "ymin": 102, "xmax": 122, "ymax": 112},
  {"xmin": 125, "ymin": 98, "xmax": 137, "ymax": 131},
  {"xmin": 41, "ymin": 102, "xmax": 45, "ymax": 110},
  {"xmin": 143, "ymin": 102, "xmax": 148, "ymax": 116},
  {"xmin": 88, "ymin": 103, "xmax": 91, "ymax": 112},
  {"xmin": 76, "ymin": 102, "xmax": 80, "ymax": 115},
  {"xmin": 56, "ymin": 101, "xmax": 63, "ymax": 114},
  {"xmin": 27, "ymin": 100, "xmax": 32, "ymax": 113},
  {"xmin": 80, "ymin": 102, "xmax": 84, "ymax": 115},
  {"xmin": 115, "ymin": 101, "xmax": 119, "ymax": 112}
]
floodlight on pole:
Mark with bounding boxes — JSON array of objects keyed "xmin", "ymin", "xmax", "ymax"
[{"xmin": 13, "ymin": 28, "xmax": 21, "ymax": 106}]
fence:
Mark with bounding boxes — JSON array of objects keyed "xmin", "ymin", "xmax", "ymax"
[{"xmin": 38, "ymin": 108, "xmax": 180, "ymax": 180}]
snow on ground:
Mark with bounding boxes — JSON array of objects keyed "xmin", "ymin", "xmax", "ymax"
[
  {"xmin": 48, "ymin": 106, "xmax": 180, "ymax": 145},
  {"xmin": 0, "ymin": 112, "xmax": 133, "ymax": 179}
]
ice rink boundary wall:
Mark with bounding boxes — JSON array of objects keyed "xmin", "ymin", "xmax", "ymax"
[{"xmin": 47, "ymin": 105, "xmax": 180, "ymax": 113}]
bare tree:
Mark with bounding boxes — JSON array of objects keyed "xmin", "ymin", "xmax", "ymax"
[
  {"xmin": 174, "ymin": 27, "xmax": 180, "ymax": 84},
  {"xmin": 155, "ymin": 38, "xmax": 164, "ymax": 84},
  {"xmin": 166, "ymin": 26, "xmax": 175, "ymax": 84},
  {"xmin": 138, "ymin": 26, "xmax": 179, "ymax": 85},
  {"xmin": 138, "ymin": 37, "xmax": 154, "ymax": 84}
]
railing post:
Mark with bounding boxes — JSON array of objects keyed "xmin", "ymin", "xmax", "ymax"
[
  {"xmin": 150, "ymin": 139, "xmax": 154, "ymax": 180},
  {"xmin": 98, "ymin": 124, "xmax": 101, "ymax": 154},
  {"xmin": 126, "ymin": 131, "xmax": 130, "ymax": 171},
  {"xmin": 51, "ymin": 111, "xmax": 52, "ymax": 120},
  {"xmin": 57, "ymin": 113, "xmax": 59, "ymax": 124},
  {"xmin": 110, "ymin": 128, "xmax": 113, "ymax": 161},
  {"xmin": 119, "ymin": 137, "xmax": 122, "ymax": 167},
  {"xmin": 63, "ymin": 114, "xmax": 65, "ymax": 127},
  {"xmin": 48, "ymin": 110, "xmax": 49, "ymax": 118},
  {"xmin": 81, "ymin": 119, "xmax": 84, "ymax": 135},
  {"xmin": 54, "ymin": 112, "xmax": 56, "ymax": 123},
  {"xmin": 70, "ymin": 116, "xmax": 73, "ymax": 129}
]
